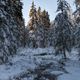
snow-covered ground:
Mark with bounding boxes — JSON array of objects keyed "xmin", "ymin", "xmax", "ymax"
[
  {"xmin": 0, "ymin": 47, "xmax": 80, "ymax": 80},
  {"xmin": 59, "ymin": 60, "xmax": 80, "ymax": 80}
]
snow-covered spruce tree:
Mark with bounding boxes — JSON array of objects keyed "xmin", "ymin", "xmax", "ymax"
[
  {"xmin": 29, "ymin": 1, "xmax": 37, "ymax": 30},
  {"xmin": 27, "ymin": 1, "xmax": 51, "ymax": 48},
  {"xmin": 54, "ymin": 0, "xmax": 73, "ymax": 58},
  {"xmin": 35, "ymin": 9, "xmax": 50, "ymax": 47},
  {"xmin": 28, "ymin": 4, "xmax": 44, "ymax": 48},
  {"xmin": 34, "ymin": 7, "xmax": 45, "ymax": 48},
  {"xmin": 41, "ymin": 10, "xmax": 50, "ymax": 47},
  {"xmin": 28, "ymin": 1, "xmax": 38, "ymax": 48},
  {"xmin": 0, "ymin": 0, "xmax": 24, "ymax": 63}
]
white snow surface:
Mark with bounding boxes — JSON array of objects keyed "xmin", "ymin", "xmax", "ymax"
[
  {"xmin": 59, "ymin": 60, "xmax": 80, "ymax": 80},
  {"xmin": 0, "ymin": 47, "xmax": 80, "ymax": 80}
]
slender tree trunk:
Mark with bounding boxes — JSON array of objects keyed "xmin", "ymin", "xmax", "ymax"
[
  {"xmin": 63, "ymin": 48, "xmax": 66, "ymax": 59},
  {"xmin": 23, "ymin": 26, "xmax": 26, "ymax": 47}
]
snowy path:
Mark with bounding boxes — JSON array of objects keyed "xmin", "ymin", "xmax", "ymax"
[{"xmin": 0, "ymin": 47, "xmax": 80, "ymax": 80}]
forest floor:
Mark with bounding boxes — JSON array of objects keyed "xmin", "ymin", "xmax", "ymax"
[{"xmin": 0, "ymin": 47, "xmax": 80, "ymax": 80}]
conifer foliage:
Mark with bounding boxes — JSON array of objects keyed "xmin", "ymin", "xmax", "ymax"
[
  {"xmin": 0, "ymin": 0, "xmax": 24, "ymax": 63},
  {"xmin": 27, "ymin": 1, "xmax": 50, "ymax": 48},
  {"xmin": 53, "ymin": 0, "xmax": 73, "ymax": 58},
  {"xmin": 29, "ymin": 1, "xmax": 37, "ymax": 30}
]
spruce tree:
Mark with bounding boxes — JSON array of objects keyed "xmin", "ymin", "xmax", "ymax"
[
  {"xmin": 0, "ymin": 0, "xmax": 24, "ymax": 63},
  {"xmin": 40, "ymin": 10, "xmax": 50, "ymax": 47},
  {"xmin": 28, "ymin": 2, "xmax": 50, "ymax": 48},
  {"xmin": 37, "ymin": 7, "xmax": 42, "ymax": 23},
  {"xmin": 54, "ymin": 0, "xmax": 73, "ymax": 58},
  {"xmin": 28, "ymin": 1, "xmax": 38, "ymax": 48},
  {"xmin": 29, "ymin": 1, "xmax": 37, "ymax": 30},
  {"xmin": 37, "ymin": 7, "xmax": 41, "ymax": 16}
]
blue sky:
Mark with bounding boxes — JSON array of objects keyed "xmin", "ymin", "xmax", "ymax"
[{"xmin": 22, "ymin": 0, "xmax": 76, "ymax": 25}]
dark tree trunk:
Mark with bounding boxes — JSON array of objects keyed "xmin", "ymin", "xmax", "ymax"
[{"xmin": 63, "ymin": 49, "xmax": 66, "ymax": 59}]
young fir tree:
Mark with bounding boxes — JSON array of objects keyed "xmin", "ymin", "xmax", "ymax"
[{"xmin": 54, "ymin": 0, "xmax": 73, "ymax": 58}]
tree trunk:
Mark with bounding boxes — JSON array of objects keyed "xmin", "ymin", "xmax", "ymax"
[{"xmin": 63, "ymin": 49, "xmax": 66, "ymax": 59}]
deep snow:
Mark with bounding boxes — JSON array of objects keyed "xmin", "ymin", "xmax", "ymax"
[{"xmin": 0, "ymin": 47, "xmax": 80, "ymax": 80}]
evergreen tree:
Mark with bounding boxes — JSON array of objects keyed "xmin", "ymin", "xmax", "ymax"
[
  {"xmin": 40, "ymin": 10, "xmax": 50, "ymax": 47},
  {"xmin": 57, "ymin": 0, "xmax": 71, "ymax": 12},
  {"xmin": 28, "ymin": 1, "xmax": 38, "ymax": 48},
  {"xmin": 37, "ymin": 7, "xmax": 41, "ymax": 16},
  {"xmin": 29, "ymin": 1, "xmax": 37, "ymax": 30},
  {"xmin": 0, "ymin": 0, "xmax": 24, "ymax": 63},
  {"xmin": 28, "ymin": 2, "xmax": 50, "ymax": 48},
  {"xmin": 54, "ymin": 0, "xmax": 73, "ymax": 58},
  {"xmin": 41, "ymin": 10, "xmax": 50, "ymax": 28},
  {"xmin": 37, "ymin": 7, "xmax": 42, "ymax": 23},
  {"xmin": 29, "ymin": 1, "xmax": 36, "ymax": 17}
]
